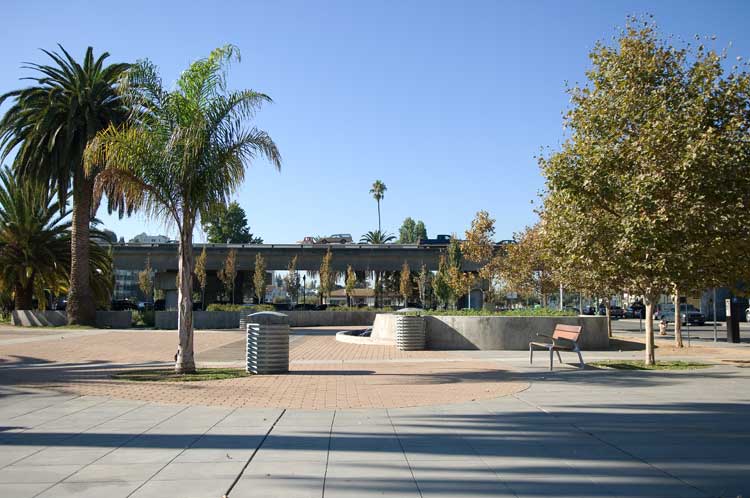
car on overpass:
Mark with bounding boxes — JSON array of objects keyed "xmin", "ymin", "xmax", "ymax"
[{"xmin": 299, "ymin": 234, "xmax": 353, "ymax": 244}]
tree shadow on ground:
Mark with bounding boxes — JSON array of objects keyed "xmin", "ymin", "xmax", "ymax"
[{"xmin": 0, "ymin": 399, "xmax": 747, "ymax": 496}]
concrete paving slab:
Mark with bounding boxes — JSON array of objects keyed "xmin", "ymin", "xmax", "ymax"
[
  {"xmin": 0, "ymin": 463, "xmax": 79, "ymax": 483},
  {"xmin": 153, "ymin": 460, "xmax": 246, "ymax": 480},
  {"xmin": 0, "ymin": 482, "xmax": 53, "ymax": 498},
  {"xmin": 34, "ymin": 480, "xmax": 143, "ymax": 498},
  {"xmin": 129, "ymin": 477, "xmax": 232, "ymax": 498},
  {"xmin": 64, "ymin": 463, "xmax": 157, "ymax": 483}
]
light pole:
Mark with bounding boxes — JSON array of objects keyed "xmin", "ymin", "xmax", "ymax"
[{"xmin": 303, "ymin": 275, "xmax": 306, "ymax": 306}]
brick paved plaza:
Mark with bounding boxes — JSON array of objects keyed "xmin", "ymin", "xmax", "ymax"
[{"xmin": 1, "ymin": 325, "xmax": 749, "ymax": 497}]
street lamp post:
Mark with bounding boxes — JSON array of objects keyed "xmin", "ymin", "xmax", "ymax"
[{"xmin": 303, "ymin": 275, "xmax": 306, "ymax": 306}]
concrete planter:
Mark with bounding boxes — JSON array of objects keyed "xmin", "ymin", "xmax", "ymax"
[
  {"xmin": 395, "ymin": 315, "xmax": 425, "ymax": 351},
  {"xmin": 155, "ymin": 311, "xmax": 241, "ymax": 329},
  {"xmin": 11, "ymin": 310, "xmax": 132, "ymax": 328},
  {"xmin": 371, "ymin": 314, "xmax": 609, "ymax": 350}
]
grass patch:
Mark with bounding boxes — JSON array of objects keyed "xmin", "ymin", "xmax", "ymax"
[
  {"xmin": 113, "ymin": 368, "xmax": 250, "ymax": 382},
  {"xmin": 590, "ymin": 360, "xmax": 711, "ymax": 371}
]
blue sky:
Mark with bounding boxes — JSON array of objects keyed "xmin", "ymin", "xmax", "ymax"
[{"xmin": 2, "ymin": 0, "xmax": 749, "ymax": 243}]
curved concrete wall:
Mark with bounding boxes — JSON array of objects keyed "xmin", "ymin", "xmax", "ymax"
[
  {"xmin": 371, "ymin": 314, "xmax": 609, "ymax": 350},
  {"xmin": 282, "ymin": 310, "xmax": 376, "ymax": 327}
]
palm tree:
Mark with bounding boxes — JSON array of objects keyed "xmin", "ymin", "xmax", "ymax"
[
  {"xmin": 359, "ymin": 229, "xmax": 395, "ymax": 307},
  {"xmin": 0, "ymin": 167, "xmax": 112, "ymax": 310},
  {"xmin": 369, "ymin": 180, "xmax": 387, "ymax": 232},
  {"xmin": 87, "ymin": 46, "xmax": 281, "ymax": 373},
  {"xmin": 0, "ymin": 46, "xmax": 130, "ymax": 325}
]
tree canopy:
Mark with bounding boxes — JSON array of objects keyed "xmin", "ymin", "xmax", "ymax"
[
  {"xmin": 397, "ymin": 217, "xmax": 427, "ymax": 243},
  {"xmin": 202, "ymin": 201, "xmax": 262, "ymax": 244},
  {"xmin": 540, "ymin": 17, "xmax": 750, "ymax": 363}
]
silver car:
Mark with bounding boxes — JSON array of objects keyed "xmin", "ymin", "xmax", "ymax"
[{"xmin": 654, "ymin": 303, "xmax": 705, "ymax": 325}]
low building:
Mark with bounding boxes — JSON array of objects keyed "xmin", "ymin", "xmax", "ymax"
[
  {"xmin": 129, "ymin": 233, "xmax": 172, "ymax": 244},
  {"xmin": 328, "ymin": 288, "xmax": 400, "ymax": 307}
]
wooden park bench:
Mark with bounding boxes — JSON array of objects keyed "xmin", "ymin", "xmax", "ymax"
[{"xmin": 529, "ymin": 324, "xmax": 585, "ymax": 371}]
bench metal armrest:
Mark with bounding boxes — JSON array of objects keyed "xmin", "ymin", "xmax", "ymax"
[{"xmin": 536, "ymin": 333, "xmax": 554, "ymax": 340}]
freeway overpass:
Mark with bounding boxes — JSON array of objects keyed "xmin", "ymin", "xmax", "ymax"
[{"xmin": 112, "ymin": 242, "xmax": 490, "ymax": 273}]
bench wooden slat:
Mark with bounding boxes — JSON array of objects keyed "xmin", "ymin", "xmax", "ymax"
[{"xmin": 552, "ymin": 324, "xmax": 581, "ymax": 342}]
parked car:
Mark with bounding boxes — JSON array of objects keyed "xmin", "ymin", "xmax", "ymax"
[
  {"xmin": 137, "ymin": 301, "xmax": 154, "ymax": 311},
  {"xmin": 746, "ymin": 307, "xmax": 750, "ymax": 323},
  {"xmin": 111, "ymin": 299, "xmax": 138, "ymax": 311},
  {"xmin": 53, "ymin": 299, "xmax": 67, "ymax": 311},
  {"xmin": 654, "ymin": 303, "xmax": 705, "ymax": 325},
  {"xmin": 319, "ymin": 233, "xmax": 353, "ymax": 244},
  {"xmin": 581, "ymin": 305, "xmax": 596, "ymax": 316},
  {"xmin": 598, "ymin": 305, "xmax": 625, "ymax": 319},
  {"xmin": 624, "ymin": 303, "xmax": 646, "ymax": 319}
]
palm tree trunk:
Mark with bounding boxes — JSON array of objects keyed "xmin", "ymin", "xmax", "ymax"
[
  {"xmin": 673, "ymin": 289, "xmax": 683, "ymax": 348},
  {"xmin": 175, "ymin": 224, "xmax": 196, "ymax": 374},
  {"xmin": 67, "ymin": 178, "xmax": 96, "ymax": 325},
  {"xmin": 377, "ymin": 200, "xmax": 381, "ymax": 232},
  {"xmin": 14, "ymin": 280, "xmax": 34, "ymax": 310}
]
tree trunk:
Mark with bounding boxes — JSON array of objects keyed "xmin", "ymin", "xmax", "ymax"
[
  {"xmin": 605, "ymin": 305, "xmax": 612, "ymax": 338},
  {"xmin": 67, "ymin": 178, "xmax": 96, "ymax": 325},
  {"xmin": 644, "ymin": 298, "xmax": 656, "ymax": 366},
  {"xmin": 673, "ymin": 290, "xmax": 683, "ymax": 348},
  {"xmin": 14, "ymin": 280, "xmax": 34, "ymax": 310},
  {"xmin": 175, "ymin": 225, "xmax": 196, "ymax": 374}
]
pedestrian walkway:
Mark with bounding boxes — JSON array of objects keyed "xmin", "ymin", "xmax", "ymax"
[
  {"xmin": 1, "ymin": 326, "xmax": 749, "ymax": 496},
  {"xmin": 1, "ymin": 360, "xmax": 748, "ymax": 497}
]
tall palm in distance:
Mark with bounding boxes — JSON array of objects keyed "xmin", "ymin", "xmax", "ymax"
[
  {"xmin": 87, "ymin": 45, "xmax": 281, "ymax": 373},
  {"xmin": 0, "ymin": 46, "xmax": 130, "ymax": 325},
  {"xmin": 360, "ymin": 229, "xmax": 395, "ymax": 307},
  {"xmin": 359, "ymin": 230, "xmax": 395, "ymax": 244},
  {"xmin": 369, "ymin": 180, "xmax": 387, "ymax": 232}
]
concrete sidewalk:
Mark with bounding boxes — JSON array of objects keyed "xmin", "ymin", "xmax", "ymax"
[{"xmin": 1, "ymin": 359, "xmax": 748, "ymax": 497}]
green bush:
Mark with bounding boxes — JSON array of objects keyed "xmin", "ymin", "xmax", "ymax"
[
  {"xmin": 132, "ymin": 310, "xmax": 155, "ymax": 327},
  {"xmin": 403, "ymin": 308, "xmax": 577, "ymax": 317},
  {"xmin": 205, "ymin": 303, "xmax": 274, "ymax": 312}
]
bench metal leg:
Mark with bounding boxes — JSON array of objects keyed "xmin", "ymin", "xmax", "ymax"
[
  {"xmin": 577, "ymin": 349, "xmax": 585, "ymax": 369},
  {"xmin": 555, "ymin": 350, "xmax": 563, "ymax": 364},
  {"xmin": 549, "ymin": 348, "xmax": 554, "ymax": 371}
]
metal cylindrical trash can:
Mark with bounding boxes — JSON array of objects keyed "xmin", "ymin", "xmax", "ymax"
[
  {"xmin": 239, "ymin": 314, "xmax": 251, "ymax": 332},
  {"xmin": 246, "ymin": 311, "xmax": 289, "ymax": 374},
  {"xmin": 395, "ymin": 314, "xmax": 425, "ymax": 351}
]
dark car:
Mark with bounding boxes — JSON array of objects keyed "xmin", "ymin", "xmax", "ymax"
[
  {"xmin": 625, "ymin": 304, "xmax": 646, "ymax": 319},
  {"xmin": 581, "ymin": 305, "xmax": 596, "ymax": 315},
  {"xmin": 598, "ymin": 305, "xmax": 625, "ymax": 319},
  {"xmin": 111, "ymin": 299, "xmax": 138, "ymax": 311}
]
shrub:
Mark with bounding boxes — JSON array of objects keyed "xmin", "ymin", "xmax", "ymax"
[
  {"xmin": 132, "ymin": 310, "xmax": 155, "ymax": 327},
  {"xmin": 206, "ymin": 303, "xmax": 274, "ymax": 312},
  {"xmin": 402, "ymin": 308, "xmax": 577, "ymax": 317}
]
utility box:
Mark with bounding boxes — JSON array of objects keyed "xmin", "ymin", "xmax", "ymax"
[
  {"xmin": 246, "ymin": 311, "xmax": 289, "ymax": 374},
  {"xmin": 726, "ymin": 299, "xmax": 741, "ymax": 344}
]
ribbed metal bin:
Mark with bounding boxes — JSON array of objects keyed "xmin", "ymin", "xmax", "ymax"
[
  {"xmin": 395, "ymin": 314, "xmax": 425, "ymax": 351},
  {"xmin": 239, "ymin": 315, "xmax": 250, "ymax": 332},
  {"xmin": 246, "ymin": 311, "xmax": 289, "ymax": 374}
]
